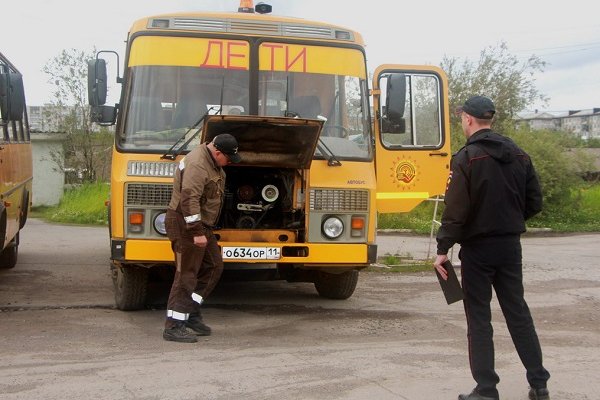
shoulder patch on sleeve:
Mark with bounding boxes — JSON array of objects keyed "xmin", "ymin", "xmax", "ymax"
[{"xmin": 446, "ymin": 170, "xmax": 453, "ymax": 191}]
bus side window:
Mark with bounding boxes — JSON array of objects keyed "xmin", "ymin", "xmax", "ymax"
[
  {"xmin": 1, "ymin": 124, "xmax": 8, "ymax": 142},
  {"xmin": 17, "ymin": 120, "xmax": 25, "ymax": 142},
  {"xmin": 379, "ymin": 73, "xmax": 412, "ymax": 147},
  {"xmin": 10, "ymin": 121, "xmax": 18, "ymax": 141},
  {"xmin": 379, "ymin": 73, "xmax": 442, "ymax": 149}
]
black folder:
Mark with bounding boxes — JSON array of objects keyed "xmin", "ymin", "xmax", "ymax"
[{"xmin": 435, "ymin": 260, "xmax": 464, "ymax": 304}]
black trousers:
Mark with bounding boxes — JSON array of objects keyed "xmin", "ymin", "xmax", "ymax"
[
  {"xmin": 164, "ymin": 210, "xmax": 223, "ymax": 329},
  {"xmin": 460, "ymin": 236, "xmax": 550, "ymax": 397}
]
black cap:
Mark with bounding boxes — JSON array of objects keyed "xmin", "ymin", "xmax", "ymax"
[
  {"xmin": 213, "ymin": 133, "xmax": 241, "ymax": 163},
  {"xmin": 457, "ymin": 95, "xmax": 496, "ymax": 119}
]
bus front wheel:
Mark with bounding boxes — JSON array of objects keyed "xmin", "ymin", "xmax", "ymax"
[
  {"xmin": 313, "ymin": 270, "xmax": 359, "ymax": 300},
  {"xmin": 0, "ymin": 235, "xmax": 18, "ymax": 269},
  {"xmin": 112, "ymin": 263, "xmax": 148, "ymax": 311}
]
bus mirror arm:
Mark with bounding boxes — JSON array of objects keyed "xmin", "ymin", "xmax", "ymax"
[{"xmin": 90, "ymin": 105, "xmax": 117, "ymax": 125}]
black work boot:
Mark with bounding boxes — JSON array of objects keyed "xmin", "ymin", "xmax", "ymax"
[
  {"xmin": 163, "ymin": 322, "xmax": 198, "ymax": 343},
  {"xmin": 529, "ymin": 387, "xmax": 550, "ymax": 400},
  {"xmin": 185, "ymin": 313, "xmax": 211, "ymax": 336},
  {"xmin": 458, "ymin": 389, "xmax": 499, "ymax": 400}
]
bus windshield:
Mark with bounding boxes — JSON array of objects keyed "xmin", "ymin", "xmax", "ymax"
[
  {"xmin": 119, "ymin": 36, "xmax": 371, "ymax": 160},
  {"xmin": 119, "ymin": 65, "xmax": 249, "ymax": 151},
  {"xmin": 258, "ymin": 70, "xmax": 371, "ymax": 161}
]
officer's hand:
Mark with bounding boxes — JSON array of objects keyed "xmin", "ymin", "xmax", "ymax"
[
  {"xmin": 193, "ymin": 235, "xmax": 208, "ymax": 248},
  {"xmin": 433, "ymin": 254, "xmax": 449, "ymax": 280}
]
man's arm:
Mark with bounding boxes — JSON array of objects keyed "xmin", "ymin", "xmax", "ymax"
[
  {"xmin": 436, "ymin": 153, "xmax": 471, "ymax": 255},
  {"xmin": 524, "ymin": 159, "xmax": 543, "ymax": 220},
  {"xmin": 180, "ymin": 162, "xmax": 208, "ymax": 236}
]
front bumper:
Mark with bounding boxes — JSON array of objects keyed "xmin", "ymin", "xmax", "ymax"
[{"xmin": 111, "ymin": 239, "xmax": 377, "ymax": 265}]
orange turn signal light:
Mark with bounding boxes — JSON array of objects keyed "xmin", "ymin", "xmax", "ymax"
[
  {"xmin": 129, "ymin": 212, "xmax": 144, "ymax": 225},
  {"xmin": 351, "ymin": 217, "xmax": 364, "ymax": 229}
]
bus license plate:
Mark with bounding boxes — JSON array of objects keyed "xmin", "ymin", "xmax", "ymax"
[{"xmin": 222, "ymin": 246, "xmax": 281, "ymax": 260}]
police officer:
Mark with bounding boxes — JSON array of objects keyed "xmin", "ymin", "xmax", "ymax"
[
  {"xmin": 434, "ymin": 96, "xmax": 550, "ymax": 400},
  {"xmin": 163, "ymin": 133, "xmax": 241, "ymax": 343}
]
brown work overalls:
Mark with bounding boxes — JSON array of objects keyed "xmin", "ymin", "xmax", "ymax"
[{"xmin": 164, "ymin": 144, "xmax": 225, "ymax": 328}]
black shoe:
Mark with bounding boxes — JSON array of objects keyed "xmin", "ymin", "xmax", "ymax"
[
  {"xmin": 458, "ymin": 390, "xmax": 499, "ymax": 400},
  {"xmin": 185, "ymin": 316, "xmax": 212, "ymax": 336},
  {"xmin": 529, "ymin": 387, "xmax": 549, "ymax": 400},
  {"xmin": 163, "ymin": 322, "xmax": 198, "ymax": 343}
]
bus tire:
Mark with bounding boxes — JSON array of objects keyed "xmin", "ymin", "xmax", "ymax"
[
  {"xmin": 0, "ymin": 234, "xmax": 19, "ymax": 269},
  {"xmin": 19, "ymin": 190, "xmax": 30, "ymax": 229},
  {"xmin": 113, "ymin": 264, "xmax": 148, "ymax": 311},
  {"xmin": 314, "ymin": 270, "xmax": 359, "ymax": 300},
  {"xmin": 0, "ymin": 207, "xmax": 6, "ymax": 250}
]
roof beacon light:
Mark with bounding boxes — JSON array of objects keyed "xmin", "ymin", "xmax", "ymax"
[
  {"xmin": 238, "ymin": 0, "xmax": 255, "ymax": 13},
  {"xmin": 255, "ymin": 2, "xmax": 272, "ymax": 14},
  {"xmin": 238, "ymin": 0, "xmax": 272, "ymax": 14}
]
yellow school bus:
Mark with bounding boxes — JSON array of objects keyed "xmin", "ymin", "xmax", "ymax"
[
  {"xmin": 88, "ymin": 1, "xmax": 451, "ymax": 310},
  {"xmin": 0, "ymin": 52, "xmax": 32, "ymax": 269}
]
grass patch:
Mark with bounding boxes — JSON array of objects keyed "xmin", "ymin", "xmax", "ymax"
[
  {"xmin": 378, "ymin": 183, "xmax": 600, "ymax": 234},
  {"xmin": 368, "ymin": 254, "xmax": 433, "ymax": 273},
  {"xmin": 581, "ymin": 184, "xmax": 600, "ymax": 212},
  {"xmin": 527, "ymin": 183, "xmax": 600, "ymax": 232},
  {"xmin": 378, "ymin": 201, "xmax": 439, "ymax": 234},
  {"xmin": 33, "ymin": 182, "xmax": 109, "ymax": 225},
  {"xmin": 34, "ymin": 181, "xmax": 600, "ymax": 232}
]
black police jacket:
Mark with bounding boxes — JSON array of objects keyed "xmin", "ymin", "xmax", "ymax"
[{"xmin": 436, "ymin": 129, "xmax": 543, "ymax": 255}]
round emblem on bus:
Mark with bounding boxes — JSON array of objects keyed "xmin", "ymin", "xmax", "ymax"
[
  {"xmin": 389, "ymin": 157, "xmax": 419, "ymax": 190},
  {"xmin": 396, "ymin": 161, "xmax": 416, "ymax": 183}
]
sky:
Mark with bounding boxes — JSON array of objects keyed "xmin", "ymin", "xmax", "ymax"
[{"xmin": 2, "ymin": 0, "xmax": 599, "ymax": 112}]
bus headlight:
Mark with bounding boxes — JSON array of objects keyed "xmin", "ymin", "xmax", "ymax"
[
  {"xmin": 322, "ymin": 216, "xmax": 344, "ymax": 239},
  {"xmin": 153, "ymin": 212, "xmax": 167, "ymax": 235}
]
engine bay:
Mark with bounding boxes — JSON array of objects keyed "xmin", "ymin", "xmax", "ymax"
[{"xmin": 218, "ymin": 166, "xmax": 304, "ymax": 231}]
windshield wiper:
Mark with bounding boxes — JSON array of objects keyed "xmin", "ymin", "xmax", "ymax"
[
  {"xmin": 316, "ymin": 138, "xmax": 342, "ymax": 167},
  {"xmin": 315, "ymin": 116, "xmax": 341, "ymax": 166},
  {"xmin": 161, "ymin": 106, "xmax": 219, "ymax": 160},
  {"xmin": 286, "ymin": 108, "xmax": 341, "ymax": 167}
]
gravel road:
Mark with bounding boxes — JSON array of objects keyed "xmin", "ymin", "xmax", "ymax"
[{"xmin": 0, "ymin": 219, "xmax": 598, "ymax": 399}]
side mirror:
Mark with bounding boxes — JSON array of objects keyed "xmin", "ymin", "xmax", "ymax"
[
  {"xmin": 0, "ymin": 72, "xmax": 26, "ymax": 121},
  {"xmin": 90, "ymin": 105, "xmax": 116, "ymax": 125},
  {"xmin": 383, "ymin": 73, "xmax": 407, "ymax": 133},
  {"xmin": 88, "ymin": 59, "xmax": 107, "ymax": 106}
]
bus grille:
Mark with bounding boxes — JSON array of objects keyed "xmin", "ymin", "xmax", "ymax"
[
  {"xmin": 230, "ymin": 20, "xmax": 280, "ymax": 34},
  {"xmin": 128, "ymin": 161, "xmax": 176, "ymax": 177},
  {"xmin": 172, "ymin": 18, "xmax": 227, "ymax": 31},
  {"xmin": 309, "ymin": 189, "xmax": 368, "ymax": 211},
  {"xmin": 151, "ymin": 18, "xmax": 353, "ymax": 41},
  {"xmin": 282, "ymin": 24, "xmax": 332, "ymax": 38},
  {"xmin": 126, "ymin": 183, "xmax": 173, "ymax": 207}
]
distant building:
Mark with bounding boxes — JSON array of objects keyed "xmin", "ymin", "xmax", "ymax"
[
  {"xmin": 515, "ymin": 108, "xmax": 600, "ymax": 140},
  {"xmin": 28, "ymin": 104, "xmax": 72, "ymax": 133},
  {"xmin": 30, "ymin": 133, "xmax": 67, "ymax": 206},
  {"xmin": 27, "ymin": 104, "xmax": 112, "ymax": 133},
  {"xmin": 27, "ymin": 105, "xmax": 114, "ymax": 205}
]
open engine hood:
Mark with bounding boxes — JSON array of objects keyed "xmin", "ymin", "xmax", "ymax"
[{"xmin": 201, "ymin": 115, "xmax": 323, "ymax": 169}]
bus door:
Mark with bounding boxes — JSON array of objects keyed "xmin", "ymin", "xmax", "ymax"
[{"xmin": 373, "ymin": 65, "xmax": 451, "ymax": 213}]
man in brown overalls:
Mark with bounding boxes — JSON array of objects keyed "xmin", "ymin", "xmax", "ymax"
[{"xmin": 163, "ymin": 133, "xmax": 241, "ymax": 343}]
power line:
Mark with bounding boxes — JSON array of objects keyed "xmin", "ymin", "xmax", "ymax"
[{"xmin": 515, "ymin": 42, "xmax": 600, "ymax": 57}]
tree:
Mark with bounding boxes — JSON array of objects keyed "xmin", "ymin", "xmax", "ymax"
[
  {"xmin": 42, "ymin": 48, "xmax": 112, "ymax": 183},
  {"xmin": 441, "ymin": 41, "xmax": 547, "ymax": 148},
  {"xmin": 440, "ymin": 42, "xmax": 586, "ymax": 213}
]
